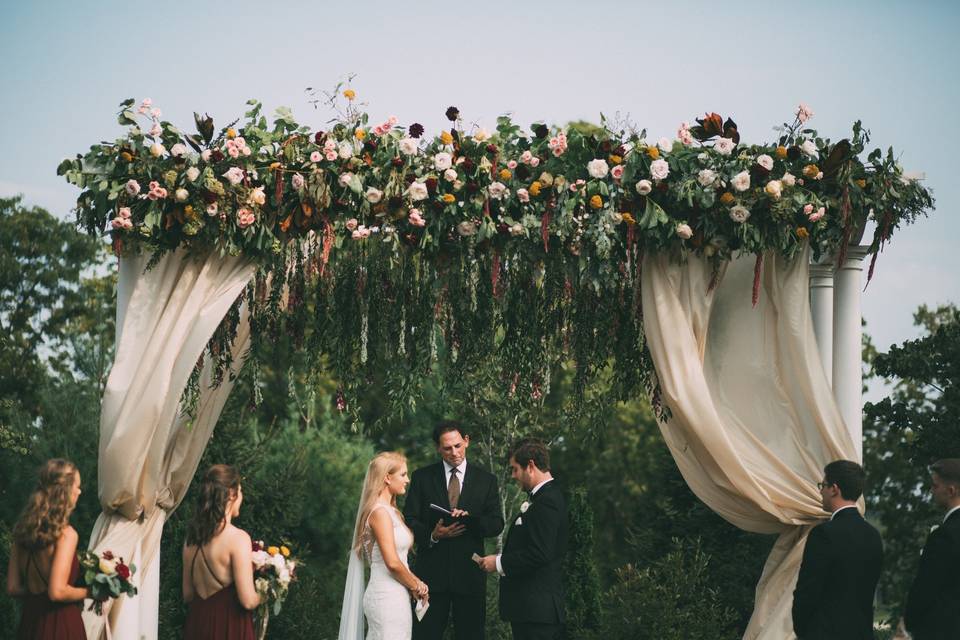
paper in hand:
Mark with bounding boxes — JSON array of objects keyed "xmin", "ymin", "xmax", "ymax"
[
  {"xmin": 471, "ymin": 553, "xmax": 482, "ymax": 564},
  {"xmin": 415, "ymin": 598, "xmax": 430, "ymax": 621}
]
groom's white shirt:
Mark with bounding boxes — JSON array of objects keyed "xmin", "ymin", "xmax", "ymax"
[
  {"xmin": 944, "ymin": 504, "xmax": 960, "ymax": 524},
  {"xmin": 495, "ymin": 479, "xmax": 552, "ymax": 576},
  {"xmin": 444, "ymin": 458, "xmax": 468, "ymax": 489},
  {"xmin": 830, "ymin": 504, "xmax": 858, "ymax": 520}
]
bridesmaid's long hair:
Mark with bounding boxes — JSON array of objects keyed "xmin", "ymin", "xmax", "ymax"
[
  {"xmin": 351, "ymin": 452, "xmax": 407, "ymax": 559},
  {"xmin": 186, "ymin": 464, "xmax": 241, "ymax": 547},
  {"xmin": 13, "ymin": 458, "xmax": 79, "ymax": 551}
]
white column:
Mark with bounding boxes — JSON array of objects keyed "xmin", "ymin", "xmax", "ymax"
[
  {"xmin": 832, "ymin": 245, "xmax": 869, "ymax": 461},
  {"xmin": 809, "ymin": 259, "xmax": 835, "ymax": 387}
]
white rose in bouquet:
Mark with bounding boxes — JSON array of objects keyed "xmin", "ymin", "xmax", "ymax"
[
  {"xmin": 434, "ymin": 152, "xmax": 453, "ymax": 171},
  {"xmin": 731, "ymin": 171, "xmax": 751, "ymax": 192},
  {"xmin": 587, "ymin": 159, "xmax": 609, "ymax": 179},
  {"xmin": 650, "ymin": 159, "xmax": 670, "ymax": 181}
]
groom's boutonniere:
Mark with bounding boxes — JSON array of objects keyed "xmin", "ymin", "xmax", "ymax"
[{"xmin": 516, "ymin": 501, "xmax": 530, "ymax": 525}]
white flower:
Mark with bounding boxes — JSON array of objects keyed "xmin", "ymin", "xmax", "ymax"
[
  {"xmin": 649, "ymin": 159, "xmax": 670, "ymax": 181},
  {"xmin": 729, "ymin": 205, "xmax": 751, "ymax": 223},
  {"xmin": 796, "ymin": 103, "xmax": 814, "ymax": 124},
  {"xmin": 399, "ymin": 137, "xmax": 419, "ymax": 155},
  {"xmin": 658, "ymin": 137, "xmax": 674, "ymax": 153},
  {"xmin": 488, "ymin": 182, "xmax": 508, "ymax": 199},
  {"xmin": 223, "ymin": 167, "xmax": 245, "ymax": 185},
  {"xmin": 697, "ymin": 169, "xmax": 717, "ymax": 187},
  {"xmin": 443, "ymin": 168, "xmax": 458, "ymax": 182},
  {"xmin": 200, "ymin": 149, "xmax": 212, "ymax": 162},
  {"xmin": 271, "ymin": 554, "xmax": 286, "ymax": 571},
  {"xmin": 635, "ymin": 179, "xmax": 653, "ymax": 195},
  {"xmin": 800, "ymin": 139, "xmax": 818, "ymax": 159},
  {"xmin": 249, "ymin": 186, "xmax": 266, "ymax": 206},
  {"xmin": 764, "ymin": 180, "xmax": 783, "ymax": 199},
  {"xmin": 782, "ymin": 172, "xmax": 796, "ymax": 187},
  {"xmin": 149, "ymin": 123, "xmax": 162, "ymax": 137},
  {"xmin": 587, "ymin": 159, "xmax": 609, "ymax": 179},
  {"xmin": 338, "ymin": 141, "xmax": 353, "ymax": 160},
  {"xmin": 149, "ymin": 143, "xmax": 166, "ymax": 158},
  {"xmin": 251, "ymin": 550, "xmax": 269, "ymax": 569},
  {"xmin": 365, "ymin": 187, "xmax": 383, "ymax": 203},
  {"xmin": 338, "ymin": 172, "xmax": 354, "ymax": 188},
  {"xmin": 291, "ymin": 173, "xmax": 304, "ymax": 190},
  {"xmin": 206, "ymin": 203, "xmax": 218, "ymax": 216},
  {"xmin": 278, "ymin": 568, "xmax": 291, "ymax": 587},
  {"xmin": 170, "ymin": 143, "xmax": 188, "ymax": 158},
  {"xmin": 756, "ymin": 154, "xmax": 774, "ymax": 171},
  {"xmin": 457, "ymin": 221, "xmax": 477, "ymax": 236},
  {"xmin": 731, "ymin": 170, "xmax": 751, "ymax": 192},
  {"xmin": 99, "ymin": 558, "xmax": 117, "ymax": 575},
  {"xmin": 473, "ymin": 128, "xmax": 490, "ymax": 142},
  {"xmin": 516, "ymin": 188, "xmax": 530, "ymax": 203},
  {"xmin": 408, "ymin": 181, "xmax": 429, "ymax": 201},
  {"xmin": 509, "ymin": 223, "xmax": 524, "ymax": 236},
  {"xmin": 125, "ymin": 179, "xmax": 141, "ymax": 196},
  {"xmin": 608, "ymin": 211, "xmax": 623, "ymax": 225},
  {"xmin": 676, "ymin": 223, "xmax": 693, "ymax": 239},
  {"xmin": 434, "ymin": 152, "xmax": 453, "ymax": 171},
  {"xmin": 714, "ymin": 137, "xmax": 735, "ymax": 156},
  {"xmin": 186, "ymin": 167, "xmax": 200, "ymax": 182},
  {"xmin": 175, "ymin": 188, "xmax": 189, "ymax": 202},
  {"xmin": 520, "ymin": 501, "xmax": 530, "ymax": 513}
]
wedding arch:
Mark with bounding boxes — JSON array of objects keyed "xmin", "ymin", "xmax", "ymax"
[{"xmin": 60, "ymin": 90, "xmax": 933, "ymax": 639}]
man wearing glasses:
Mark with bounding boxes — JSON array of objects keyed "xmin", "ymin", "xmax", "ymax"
[{"xmin": 792, "ymin": 460, "xmax": 884, "ymax": 640}]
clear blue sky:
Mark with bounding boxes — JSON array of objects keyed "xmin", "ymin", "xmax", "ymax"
[{"xmin": 2, "ymin": 0, "xmax": 958, "ymax": 396}]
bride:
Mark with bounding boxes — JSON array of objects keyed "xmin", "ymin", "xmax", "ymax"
[{"xmin": 339, "ymin": 452, "xmax": 429, "ymax": 640}]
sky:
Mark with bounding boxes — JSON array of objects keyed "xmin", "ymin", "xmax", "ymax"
[{"xmin": 1, "ymin": 0, "xmax": 958, "ymax": 400}]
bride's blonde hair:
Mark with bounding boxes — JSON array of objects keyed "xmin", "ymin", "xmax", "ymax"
[{"xmin": 351, "ymin": 451, "xmax": 407, "ymax": 558}]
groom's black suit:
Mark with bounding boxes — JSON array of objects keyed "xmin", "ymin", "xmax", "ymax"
[
  {"xmin": 499, "ymin": 480, "xmax": 568, "ymax": 640},
  {"xmin": 404, "ymin": 461, "xmax": 503, "ymax": 640},
  {"xmin": 904, "ymin": 508, "xmax": 960, "ymax": 639}
]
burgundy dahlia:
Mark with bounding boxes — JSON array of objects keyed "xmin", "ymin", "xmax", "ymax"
[
  {"xmin": 210, "ymin": 149, "xmax": 224, "ymax": 163},
  {"xmin": 532, "ymin": 123, "xmax": 548, "ymax": 139},
  {"xmin": 314, "ymin": 131, "xmax": 325, "ymax": 145},
  {"xmin": 486, "ymin": 143, "xmax": 498, "ymax": 154},
  {"xmin": 409, "ymin": 123, "xmax": 425, "ymax": 138},
  {"xmin": 445, "ymin": 106, "xmax": 460, "ymax": 121}
]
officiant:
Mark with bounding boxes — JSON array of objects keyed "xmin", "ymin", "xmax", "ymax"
[{"xmin": 404, "ymin": 421, "xmax": 504, "ymax": 640}]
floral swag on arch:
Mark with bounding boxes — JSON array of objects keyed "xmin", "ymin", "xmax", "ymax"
[{"xmin": 59, "ymin": 88, "xmax": 932, "ymax": 422}]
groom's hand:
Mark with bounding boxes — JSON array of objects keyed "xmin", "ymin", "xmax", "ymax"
[
  {"xmin": 432, "ymin": 520, "xmax": 466, "ymax": 540},
  {"xmin": 476, "ymin": 555, "xmax": 498, "ymax": 573}
]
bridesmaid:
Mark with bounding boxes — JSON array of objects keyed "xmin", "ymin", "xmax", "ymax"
[
  {"xmin": 182, "ymin": 464, "xmax": 260, "ymax": 640},
  {"xmin": 6, "ymin": 458, "xmax": 88, "ymax": 640}
]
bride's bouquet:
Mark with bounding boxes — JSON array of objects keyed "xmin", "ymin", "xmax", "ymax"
[
  {"xmin": 77, "ymin": 549, "xmax": 138, "ymax": 615},
  {"xmin": 251, "ymin": 540, "xmax": 299, "ymax": 640}
]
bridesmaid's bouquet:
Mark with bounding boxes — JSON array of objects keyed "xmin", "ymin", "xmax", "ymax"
[
  {"xmin": 251, "ymin": 540, "xmax": 299, "ymax": 640},
  {"xmin": 77, "ymin": 549, "xmax": 138, "ymax": 615}
]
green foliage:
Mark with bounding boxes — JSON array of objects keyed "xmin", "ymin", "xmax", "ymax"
[
  {"xmin": 564, "ymin": 488, "xmax": 602, "ymax": 635},
  {"xmin": 596, "ymin": 538, "xmax": 738, "ymax": 640},
  {"xmin": 863, "ymin": 304, "xmax": 960, "ymax": 620}
]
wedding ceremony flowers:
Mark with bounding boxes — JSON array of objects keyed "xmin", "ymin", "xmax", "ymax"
[
  {"xmin": 251, "ymin": 539, "xmax": 299, "ymax": 640},
  {"xmin": 78, "ymin": 549, "xmax": 138, "ymax": 615}
]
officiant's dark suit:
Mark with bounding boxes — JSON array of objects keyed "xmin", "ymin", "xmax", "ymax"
[
  {"xmin": 404, "ymin": 423, "xmax": 504, "ymax": 640},
  {"xmin": 904, "ymin": 459, "xmax": 960, "ymax": 640},
  {"xmin": 792, "ymin": 461, "xmax": 883, "ymax": 640}
]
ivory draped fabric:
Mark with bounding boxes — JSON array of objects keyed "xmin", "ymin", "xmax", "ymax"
[
  {"xmin": 640, "ymin": 246, "xmax": 859, "ymax": 639},
  {"xmin": 82, "ymin": 250, "xmax": 256, "ymax": 640}
]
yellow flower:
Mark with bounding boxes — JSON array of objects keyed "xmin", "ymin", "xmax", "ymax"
[
  {"xmin": 355, "ymin": 128, "xmax": 366, "ymax": 140},
  {"xmin": 775, "ymin": 145, "xmax": 788, "ymax": 159},
  {"xmin": 622, "ymin": 212, "xmax": 636, "ymax": 226},
  {"xmin": 802, "ymin": 164, "xmax": 820, "ymax": 178},
  {"xmin": 529, "ymin": 181, "xmax": 542, "ymax": 197},
  {"xmin": 280, "ymin": 546, "xmax": 290, "ymax": 558},
  {"xmin": 184, "ymin": 205, "xmax": 197, "ymax": 221},
  {"xmin": 609, "ymin": 154, "xmax": 622, "ymax": 165},
  {"xmin": 343, "ymin": 89, "xmax": 356, "ymax": 101},
  {"xmin": 226, "ymin": 128, "xmax": 237, "ymax": 140},
  {"xmin": 267, "ymin": 546, "xmax": 280, "ymax": 556},
  {"xmin": 719, "ymin": 192, "xmax": 735, "ymax": 205},
  {"xmin": 442, "ymin": 194, "xmax": 456, "ymax": 203},
  {"xmin": 499, "ymin": 169, "xmax": 512, "ymax": 180},
  {"xmin": 589, "ymin": 195, "xmax": 603, "ymax": 209},
  {"xmin": 120, "ymin": 151, "xmax": 133, "ymax": 163},
  {"xmin": 646, "ymin": 146, "xmax": 660, "ymax": 160},
  {"xmin": 269, "ymin": 162, "xmax": 281, "ymax": 170},
  {"xmin": 796, "ymin": 227, "xmax": 809, "ymax": 239},
  {"xmin": 440, "ymin": 131, "xmax": 453, "ymax": 145},
  {"xmin": 855, "ymin": 178, "xmax": 867, "ymax": 188}
]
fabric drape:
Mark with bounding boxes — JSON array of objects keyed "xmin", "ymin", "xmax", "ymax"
[
  {"xmin": 641, "ymin": 246, "xmax": 858, "ymax": 639},
  {"xmin": 82, "ymin": 250, "xmax": 255, "ymax": 640}
]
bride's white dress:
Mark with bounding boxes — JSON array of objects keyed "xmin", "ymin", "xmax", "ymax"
[{"xmin": 361, "ymin": 504, "xmax": 413, "ymax": 640}]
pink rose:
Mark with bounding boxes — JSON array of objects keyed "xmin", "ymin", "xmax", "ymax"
[
  {"xmin": 517, "ymin": 188, "xmax": 530, "ymax": 203},
  {"xmin": 507, "ymin": 160, "xmax": 518, "ymax": 170},
  {"xmin": 809, "ymin": 207, "xmax": 825, "ymax": 222},
  {"xmin": 310, "ymin": 151, "xmax": 322, "ymax": 163},
  {"xmin": 124, "ymin": 180, "xmax": 141, "ymax": 196},
  {"xmin": 325, "ymin": 151, "xmax": 338, "ymax": 161},
  {"xmin": 520, "ymin": 151, "xmax": 533, "ymax": 164},
  {"xmin": 118, "ymin": 207, "xmax": 131, "ymax": 219},
  {"xmin": 236, "ymin": 208, "xmax": 256, "ymax": 228},
  {"xmin": 408, "ymin": 209, "xmax": 425, "ymax": 227},
  {"xmin": 292, "ymin": 173, "xmax": 304, "ymax": 190},
  {"xmin": 530, "ymin": 156, "xmax": 540, "ymax": 167},
  {"xmin": 803, "ymin": 204, "xmax": 814, "ymax": 215},
  {"xmin": 345, "ymin": 218, "xmax": 358, "ymax": 231},
  {"xmin": 611, "ymin": 165, "xmax": 624, "ymax": 181}
]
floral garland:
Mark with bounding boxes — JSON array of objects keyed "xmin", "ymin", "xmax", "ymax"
[{"xmin": 60, "ymin": 90, "xmax": 933, "ymax": 422}]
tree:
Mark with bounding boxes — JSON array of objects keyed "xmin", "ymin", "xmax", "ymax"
[{"xmin": 863, "ymin": 304, "xmax": 960, "ymax": 619}]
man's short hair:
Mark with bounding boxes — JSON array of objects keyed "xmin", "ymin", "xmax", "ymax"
[
  {"xmin": 432, "ymin": 420, "xmax": 467, "ymax": 445},
  {"xmin": 931, "ymin": 459, "xmax": 960, "ymax": 486},
  {"xmin": 824, "ymin": 460, "xmax": 865, "ymax": 501},
  {"xmin": 509, "ymin": 438, "xmax": 551, "ymax": 472}
]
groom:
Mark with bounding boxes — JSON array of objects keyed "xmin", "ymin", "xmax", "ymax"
[
  {"xmin": 404, "ymin": 421, "xmax": 504, "ymax": 640},
  {"xmin": 477, "ymin": 438, "xmax": 568, "ymax": 640}
]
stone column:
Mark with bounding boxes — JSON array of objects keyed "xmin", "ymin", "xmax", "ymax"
[
  {"xmin": 832, "ymin": 245, "xmax": 869, "ymax": 460},
  {"xmin": 809, "ymin": 259, "xmax": 835, "ymax": 387}
]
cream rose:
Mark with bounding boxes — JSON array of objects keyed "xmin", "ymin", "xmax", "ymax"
[
  {"xmin": 729, "ymin": 205, "xmax": 751, "ymax": 223},
  {"xmin": 676, "ymin": 223, "xmax": 693, "ymax": 239},
  {"xmin": 756, "ymin": 154, "xmax": 774, "ymax": 171},
  {"xmin": 635, "ymin": 180, "xmax": 653, "ymax": 195},
  {"xmin": 731, "ymin": 171, "xmax": 751, "ymax": 192},
  {"xmin": 587, "ymin": 159, "xmax": 609, "ymax": 179},
  {"xmin": 650, "ymin": 159, "xmax": 670, "ymax": 181}
]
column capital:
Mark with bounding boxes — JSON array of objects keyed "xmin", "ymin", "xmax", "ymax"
[{"xmin": 837, "ymin": 245, "xmax": 870, "ymax": 271}]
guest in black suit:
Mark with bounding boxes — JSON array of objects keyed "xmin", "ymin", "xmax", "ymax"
[
  {"xmin": 905, "ymin": 458, "xmax": 960, "ymax": 640},
  {"xmin": 477, "ymin": 438, "xmax": 568, "ymax": 640},
  {"xmin": 404, "ymin": 421, "xmax": 504, "ymax": 640},
  {"xmin": 792, "ymin": 459, "xmax": 883, "ymax": 640}
]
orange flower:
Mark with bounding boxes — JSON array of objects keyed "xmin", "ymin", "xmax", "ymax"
[
  {"xmin": 440, "ymin": 131, "xmax": 453, "ymax": 145},
  {"xmin": 796, "ymin": 227, "xmax": 809, "ymax": 239},
  {"xmin": 646, "ymin": 146, "xmax": 660, "ymax": 160},
  {"xmin": 343, "ymin": 89, "xmax": 356, "ymax": 101},
  {"xmin": 226, "ymin": 128, "xmax": 237, "ymax": 139},
  {"xmin": 267, "ymin": 546, "xmax": 280, "ymax": 556},
  {"xmin": 802, "ymin": 164, "xmax": 820, "ymax": 178},
  {"xmin": 355, "ymin": 128, "xmax": 366, "ymax": 140},
  {"xmin": 499, "ymin": 169, "xmax": 512, "ymax": 180},
  {"xmin": 120, "ymin": 151, "xmax": 133, "ymax": 163},
  {"xmin": 280, "ymin": 215, "xmax": 293, "ymax": 232},
  {"xmin": 442, "ymin": 194, "xmax": 456, "ymax": 203},
  {"xmin": 529, "ymin": 181, "xmax": 542, "ymax": 197},
  {"xmin": 589, "ymin": 195, "xmax": 603, "ymax": 209},
  {"xmin": 269, "ymin": 162, "xmax": 281, "ymax": 170},
  {"xmin": 775, "ymin": 145, "xmax": 788, "ymax": 159},
  {"xmin": 622, "ymin": 212, "xmax": 636, "ymax": 226},
  {"xmin": 608, "ymin": 154, "xmax": 623, "ymax": 165},
  {"xmin": 719, "ymin": 192, "xmax": 735, "ymax": 205},
  {"xmin": 855, "ymin": 178, "xmax": 867, "ymax": 188}
]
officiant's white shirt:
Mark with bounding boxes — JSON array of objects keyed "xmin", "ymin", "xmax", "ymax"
[
  {"xmin": 495, "ymin": 479, "xmax": 552, "ymax": 576},
  {"xmin": 444, "ymin": 459, "xmax": 468, "ymax": 489}
]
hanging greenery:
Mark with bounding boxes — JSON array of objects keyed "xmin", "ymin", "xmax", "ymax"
[{"xmin": 59, "ymin": 86, "xmax": 934, "ymax": 422}]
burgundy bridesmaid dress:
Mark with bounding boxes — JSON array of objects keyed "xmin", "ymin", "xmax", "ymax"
[
  {"xmin": 183, "ymin": 546, "xmax": 255, "ymax": 640},
  {"xmin": 16, "ymin": 552, "xmax": 86, "ymax": 640}
]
